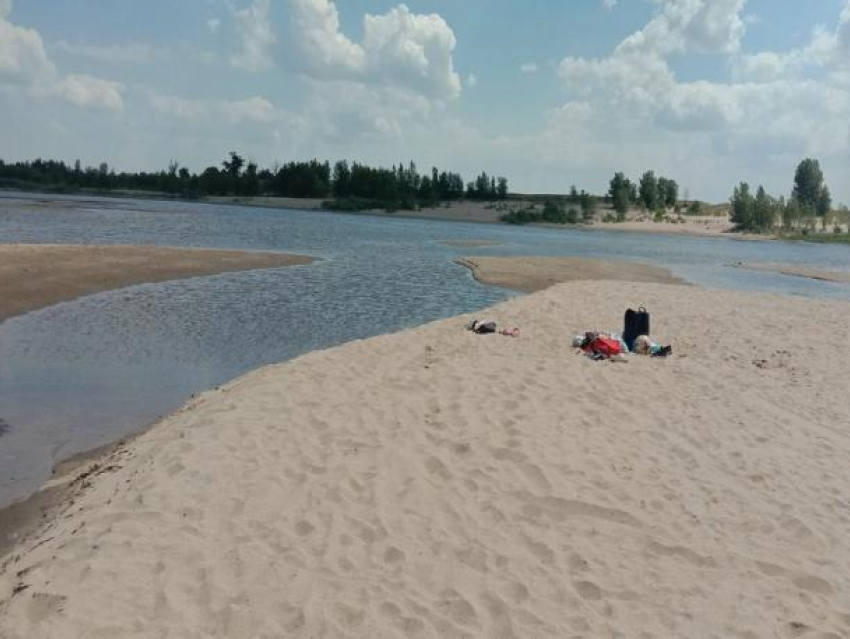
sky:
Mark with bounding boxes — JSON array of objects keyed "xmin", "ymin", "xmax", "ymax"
[{"xmin": 1, "ymin": 0, "xmax": 849, "ymax": 204}]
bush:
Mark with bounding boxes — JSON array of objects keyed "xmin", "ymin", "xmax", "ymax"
[
  {"xmin": 541, "ymin": 200, "xmax": 567, "ymax": 224},
  {"xmin": 500, "ymin": 207, "xmax": 540, "ymax": 225}
]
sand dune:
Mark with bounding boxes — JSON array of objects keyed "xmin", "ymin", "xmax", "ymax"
[
  {"xmin": 2, "ymin": 281, "xmax": 850, "ymax": 637},
  {"xmin": 0, "ymin": 244, "xmax": 314, "ymax": 322}
]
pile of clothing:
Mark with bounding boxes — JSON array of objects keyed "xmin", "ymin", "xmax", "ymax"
[{"xmin": 575, "ymin": 307, "xmax": 672, "ymax": 361}]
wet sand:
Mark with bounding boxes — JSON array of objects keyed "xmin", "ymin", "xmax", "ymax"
[
  {"xmin": 0, "ymin": 244, "xmax": 314, "ymax": 322},
  {"xmin": 734, "ymin": 261, "xmax": 850, "ymax": 283},
  {"xmin": 456, "ymin": 255, "xmax": 686, "ymax": 292}
]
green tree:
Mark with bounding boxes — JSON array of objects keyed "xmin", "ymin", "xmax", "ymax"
[
  {"xmin": 608, "ymin": 172, "xmax": 632, "ymax": 218},
  {"xmin": 752, "ymin": 185, "xmax": 776, "ymax": 231},
  {"xmin": 243, "ymin": 162, "xmax": 260, "ymax": 196},
  {"xmin": 541, "ymin": 200, "xmax": 567, "ymax": 223},
  {"xmin": 658, "ymin": 177, "xmax": 678, "ymax": 208},
  {"xmin": 639, "ymin": 171, "xmax": 659, "ymax": 210},
  {"xmin": 793, "ymin": 158, "xmax": 830, "ymax": 216},
  {"xmin": 817, "ymin": 184, "xmax": 832, "ymax": 217},
  {"xmin": 223, "ymin": 151, "xmax": 245, "ymax": 178},
  {"xmin": 579, "ymin": 190, "xmax": 596, "ymax": 221},
  {"xmin": 730, "ymin": 182, "xmax": 754, "ymax": 230},
  {"xmin": 333, "ymin": 160, "xmax": 351, "ymax": 198}
]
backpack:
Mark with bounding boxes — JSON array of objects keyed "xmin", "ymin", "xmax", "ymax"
[{"xmin": 623, "ymin": 307, "xmax": 650, "ymax": 351}]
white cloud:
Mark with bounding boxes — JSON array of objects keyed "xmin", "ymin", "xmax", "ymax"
[
  {"xmin": 150, "ymin": 93, "xmax": 279, "ymax": 125},
  {"xmin": 0, "ymin": 12, "xmax": 55, "ymax": 84},
  {"xmin": 207, "ymin": 18, "xmax": 221, "ymax": 34},
  {"xmin": 53, "ymin": 74, "xmax": 123, "ymax": 111},
  {"xmin": 0, "ymin": 4, "xmax": 123, "ymax": 111},
  {"xmin": 55, "ymin": 41, "xmax": 164, "ymax": 65},
  {"xmin": 613, "ymin": 0, "xmax": 746, "ymax": 59},
  {"xmin": 551, "ymin": 0, "xmax": 850, "ymax": 200},
  {"xmin": 231, "ymin": 0, "xmax": 276, "ymax": 71},
  {"xmin": 363, "ymin": 5, "xmax": 461, "ymax": 99},
  {"xmin": 290, "ymin": 0, "xmax": 366, "ymax": 74},
  {"xmin": 287, "ymin": 0, "xmax": 461, "ymax": 101},
  {"xmin": 603, "ymin": 0, "xmax": 617, "ymax": 9},
  {"xmin": 466, "ymin": 72, "xmax": 477, "ymax": 88},
  {"xmin": 520, "ymin": 62, "xmax": 538, "ymax": 74},
  {"xmin": 221, "ymin": 96, "xmax": 277, "ymax": 124}
]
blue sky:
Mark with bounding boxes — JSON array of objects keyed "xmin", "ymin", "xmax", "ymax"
[{"xmin": 2, "ymin": 0, "xmax": 849, "ymax": 203}]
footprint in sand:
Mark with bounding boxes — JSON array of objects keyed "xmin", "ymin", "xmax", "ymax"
[
  {"xmin": 383, "ymin": 546, "xmax": 405, "ymax": 564},
  {"xmin": 574, "ymin": 581, "xmax": 603, "ymax": 601},
  {"xmin": 437, "ymin": 589, "xmax": 480, "ymax": 628},
  {"xmin": 27, "ymin": 592, "xmax": 67, "ymax": 623}
]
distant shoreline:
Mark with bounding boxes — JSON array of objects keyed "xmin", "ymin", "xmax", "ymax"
[
  {"xmin": 2, "ymin": 187, "xmax": 742, "ymax": 241},
  {"xmin": 5, "ymin": 187, "xmax": 846, "ymax": 244}
]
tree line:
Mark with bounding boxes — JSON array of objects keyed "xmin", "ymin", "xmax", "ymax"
[
  {"xmin": 730, "ymin": 158, "xmax": 836, "ymax": 233},
  {"xmin": 608, "ymin": 170, "xmax": 679, "ymax": 219},
  {"xmin": 0, "ymin": 153, "xmax": 509, "ymax": 209}
]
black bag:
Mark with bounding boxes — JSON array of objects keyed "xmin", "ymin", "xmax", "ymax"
[
  {"xmin": 469, "ymin": 319, "xmax": 497, "ymax": 334},
  {"xmin": 623, "ymin": 307, "xmax": 649, "ymax": 351},
  {"xmin": 475, "ymin": 321, "xmax": 497, "ymax": 334}
]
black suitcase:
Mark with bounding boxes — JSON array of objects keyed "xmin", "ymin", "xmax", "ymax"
[{"xmin": 623, "ymin": 307, "xmax": 649, "ymax": 351}]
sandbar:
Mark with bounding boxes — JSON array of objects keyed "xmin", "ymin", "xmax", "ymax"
[
  {"xmin": 457, "ymin": 255, "xmax": 686, "ymax": 291},
  {"xmin": 734, "ymin": 261, "xmax": 850, "ymax": 284},
  {"xmin": 3, "ymin": 277, "xmax": 849, "ymax": 637},
  {"xmin": 0, "ymin": 243, "xmax": 314, "ymax": 322}
]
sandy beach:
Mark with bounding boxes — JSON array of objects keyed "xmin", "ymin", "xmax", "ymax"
[
  {"xmin": 2, "ymin": 266, "xmax": 850, "ymax": 637},
  {"xmin": 0, "ymin": 244, "xmax": 314, "ymax": 323}
]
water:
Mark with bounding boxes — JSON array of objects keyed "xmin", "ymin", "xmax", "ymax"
[{"xmin": 1, "ymin": 192, "xmax": 849, "ymax": 507}]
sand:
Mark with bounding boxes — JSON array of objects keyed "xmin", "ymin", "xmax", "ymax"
[
  {"xmin": 2, "ymin": 278, "xmax": 850, "ymax": 637},
  {"xmin": 203, "ymin": 196, "xmax": 744, "ymax": 239},
  {"xmin": 0, "ymin": 244, "xmax": 314, "ymax": 322},
  {"xmin": 602, "ymin": 216, "xmax": 735, "ymax": 237},
  {"xmin": 457, "ymin": 256, "xmax": 686, "ymax": 292},
  {"xmin": 735, "ymin": 261, "xmax": 850, "ymax": 284}
]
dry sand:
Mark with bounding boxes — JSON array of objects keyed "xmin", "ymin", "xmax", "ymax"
[
  {"xmin": 458, "ymin": 256, "xmax": 686, "ymax": 292},
  {"xmin": 603, "ymin": 216, "xmax": 736, "ymax": 237},
  {"xmin": 2, "ymin": 278, "xmax": 850, "ymax": 637},
  {"xmin": 0, "ymin": 244, "xmax": 314, "ymax": 322},
  {"xmin": 735, "ymin": 261, "xmax": 850, "ymax": 284}
]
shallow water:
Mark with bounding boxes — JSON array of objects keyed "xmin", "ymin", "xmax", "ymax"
[{"xmin": 1, "ymin": 192, "xmax": 849, "ymax": 506}]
